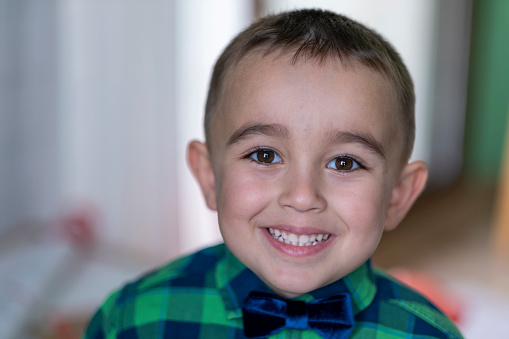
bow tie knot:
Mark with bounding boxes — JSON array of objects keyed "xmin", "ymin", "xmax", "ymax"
[
  {"xmin": 286, "ymin": 299, "xmax": 308, "ymax": 330},
  {"xmin": 242, "ymin": 291, "xmax": 354, "ymax": 338}
]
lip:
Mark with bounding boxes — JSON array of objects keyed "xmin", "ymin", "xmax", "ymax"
[{"xmin": 262, "ymin": 226, "xmax": 335, "ymax": 257}]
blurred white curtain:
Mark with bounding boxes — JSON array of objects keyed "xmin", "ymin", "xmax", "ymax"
[
  {"xmin": 58, "ymin": 0, "xmax": 252, "ymax": 259},
  {"xmin": 58, "ymin": 0, "xmax": 181, "ymax": 259},
  {"xmin": 1, "ymin": 0, "xmax": 252, "ymax": 260},
  {"xmin": 0, "ymin": 1, "xmax": 60, "ymax": 232}
]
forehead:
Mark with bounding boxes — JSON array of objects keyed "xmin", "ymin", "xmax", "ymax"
[{"xmin": 211, "ymin": 52, "xmax": 402, "ymax": 159}]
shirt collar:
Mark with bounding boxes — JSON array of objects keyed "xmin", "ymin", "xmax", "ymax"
[{"xmin": 216, "ymin": 246, "xmax": 377, "ymax": 320}]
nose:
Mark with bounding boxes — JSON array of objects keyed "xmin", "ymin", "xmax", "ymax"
[{"xmin": 278, "ymin": 166, "xmax": 327, "ymax": 213}]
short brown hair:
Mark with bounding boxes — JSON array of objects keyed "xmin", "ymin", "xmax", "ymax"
[{"xmin": 205, "ymin": 8, "xmax": 415, "ymax": 161}]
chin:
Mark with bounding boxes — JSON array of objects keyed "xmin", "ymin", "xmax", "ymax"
[{"xmin": 265, "ymin": 270, "xmax": 329, "ymax": 299}]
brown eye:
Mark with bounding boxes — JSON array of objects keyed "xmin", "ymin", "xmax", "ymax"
[
  {"xmin": 335, "ymin": 157, "xmax": 353, "ymax": 170},
  {"xmin": 249, "ymin": 149, "xmax": 282, "ymax": 164},
  {"xmin": 326, "ymin": 156, "xmax": 361, "ymax": 171},
  {"xmin": 257, "ymin": 150, "xmax": 275, "ymax": 163}
]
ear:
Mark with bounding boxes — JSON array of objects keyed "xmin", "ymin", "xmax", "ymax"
[
  {"xmin": 384, "ymin": 161, "xmax": 428, "ymax": 231},
  {"xmin": 187, "ymin": 140, "xmax": 217, "ymax": 210}
]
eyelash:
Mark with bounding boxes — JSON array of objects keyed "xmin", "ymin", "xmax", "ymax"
[{"xmin": 244, "ymin": 147, "xmax": 366, "ymax": 172}]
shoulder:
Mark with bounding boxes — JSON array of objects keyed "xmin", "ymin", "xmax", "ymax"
[
  {"xmin": 84, "ymin": 244, "xmax": 226, "ymax": 338},
  {"xmin": 119, "ymin": 243, "xmax": 225, "ymax": 298},
  {"xmin": 353, "ymin": 267, "xmax": 464, "ymax": 339}
]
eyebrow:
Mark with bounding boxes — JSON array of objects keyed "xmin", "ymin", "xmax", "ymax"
[
  {"xmin": 327, "ymin": 130, "xmax": 386, "ymax": 159},
  {"xmin": 226, "ymin": 122, "xmax": 386, "ymax": 160},
  {"xmin": 227, "ymin": 123, "xmax": 289, "ymax": 146}
]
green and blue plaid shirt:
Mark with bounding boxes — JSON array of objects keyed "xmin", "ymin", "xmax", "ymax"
[{"xmin": 84, "ymin": 244, "xmax": 462, "ymax": 338}]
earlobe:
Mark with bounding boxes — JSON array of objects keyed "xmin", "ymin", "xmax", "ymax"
[
  {"xmin": 384, "ymin": 161, "xmax": 428, "ymax": 231},
  {"xmin": 187, "ymin": 140, "xmax": 217, "ymax": 211}
]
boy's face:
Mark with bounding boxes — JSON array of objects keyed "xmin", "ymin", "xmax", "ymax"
[{"xmin": 190, "ymin": 52, "xmax": 426, "ymax": 298}]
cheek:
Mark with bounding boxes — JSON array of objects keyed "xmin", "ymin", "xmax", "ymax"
[
  {"xmin": 336, "ymin": 182, "xmax": 387, "ymax": 234},
  {"xmin": 341, "ymin": 185, "xmax": 388, "ymax": 261},
  {"xmin": 217, "ymin": 168, "xmax": 272, "ymax": 220}
]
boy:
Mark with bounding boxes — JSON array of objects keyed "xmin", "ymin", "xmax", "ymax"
[{"xmin": 85, "ymin": 9, "xmax": 463, "ymax": 338}]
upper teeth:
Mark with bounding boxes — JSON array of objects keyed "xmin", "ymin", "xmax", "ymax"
[{"xmin": 268, "ymin": 228, "xmax": 330, "ymax": 246}]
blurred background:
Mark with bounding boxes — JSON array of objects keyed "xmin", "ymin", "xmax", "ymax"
[{"xmin": 1, "ymin": 0, "xmax": 508, "ymax": 337}]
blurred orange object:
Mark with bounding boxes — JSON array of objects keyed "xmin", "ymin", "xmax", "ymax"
[
  {"xmin": 51, "ymin": 202, "xmax": 99, "ymax": 247},
  {"xmin": 493, "ymin": 108, "xmax": 509, "ymax": 258},
  {"xmin": 388, "ymin": 268, "xmax": 463, "ymax": 324},
  {"xmin": 49, "ymin": 312, "xmax": 81, "ymax": 339}
]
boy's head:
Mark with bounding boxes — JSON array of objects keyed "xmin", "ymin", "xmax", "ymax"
[
  {"xmin": 188, "ymin": 9, "xmax": 428, "ymax": 298},
  {"xmin": 205, "ymin": 8, "xmax": 415, "ymax": 163}
]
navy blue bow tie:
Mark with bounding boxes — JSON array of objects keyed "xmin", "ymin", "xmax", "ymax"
[{"xmin": 242, "ymin": 290, "xmax": 354, "ymax": 338}]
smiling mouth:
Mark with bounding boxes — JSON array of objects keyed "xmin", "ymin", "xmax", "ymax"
[{"xmin": 267, "ymin": 228, "xmax": 330, "ymax": 246}]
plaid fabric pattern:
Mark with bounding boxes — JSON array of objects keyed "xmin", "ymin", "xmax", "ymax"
[{"xmin": 84, "ymin": 244, "xmax": 463, "ymax": 338}]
